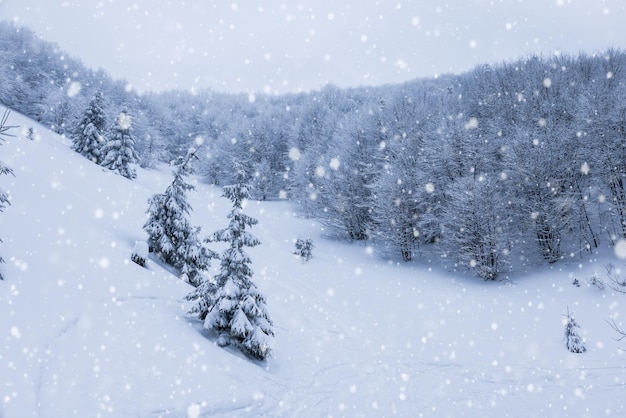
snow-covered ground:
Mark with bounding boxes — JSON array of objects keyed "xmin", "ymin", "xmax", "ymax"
[{"xmin": 1, "ymin": 111, "xmax": 625, "ymax": 417}]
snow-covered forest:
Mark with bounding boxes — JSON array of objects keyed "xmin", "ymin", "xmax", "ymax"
[
  {"xmin": 1, "ymin": 20, "xmax": 626, "ymax": 416},
  {"xmin": 2, "ymin": 22, "xmax": 626, "ymax": 279}
]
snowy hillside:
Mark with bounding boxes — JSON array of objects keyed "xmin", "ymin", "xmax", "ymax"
[{"xmin": 1, "ymin": 111, "xmax": 625, "ymax": 417}]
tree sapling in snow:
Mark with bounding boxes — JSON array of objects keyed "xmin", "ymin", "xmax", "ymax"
[{"xmin": 564, "ymin": 308, "xmax": 586, "ymax": 353}]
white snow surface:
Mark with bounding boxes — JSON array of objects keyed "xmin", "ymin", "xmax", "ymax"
[{"xmin": 1, "ymin": 111, "xmax": 625, "ymax": 417}]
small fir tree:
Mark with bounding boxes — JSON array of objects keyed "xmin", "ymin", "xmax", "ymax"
[
  {"xmin": 71, "ymin": 91, "xmax": 107, "ymax": 164},
  {"xmin": 186, "ymin": 165, "xmax": 274, "ymax": 360},
  {"xmin": 143, "ymin": 148, "xmax": 216, "ymax": 286},
  {"xmin": 101, "ymin": 108, "xmax": 139, "ymax": 179},
  {"xmin": 564, "ymin": 308, "xmax": 586, "ymax": 353},
  {"xmin": 0, "ymin": 109, "xmax": 16, "ymax": 280}
]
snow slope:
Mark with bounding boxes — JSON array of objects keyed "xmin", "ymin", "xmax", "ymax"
[{"xmin": 1, "ymin": 111, "xmax": 625, "ymax": 417}]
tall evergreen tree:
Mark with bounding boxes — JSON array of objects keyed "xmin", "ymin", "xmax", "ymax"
[
  {"xmin": 101, "ymin": 108, "xmax": 139, "ymax": 179},
  {"xmin": 0, "ymin": 109, "xmax": 15, "ymax": 280},
  {"xmin": 143, "ymin": 148, "xmax": 215, "ymax": 286},
  {"xmin": 71, "ymin": 91, "xmax": 107, "ymax": 164},
  {"xmin": 186, "ymin": 165, "xmax": 274, "ymax": 360}
]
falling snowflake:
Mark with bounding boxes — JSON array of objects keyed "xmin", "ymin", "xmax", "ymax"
[
  {"xmin": 117, "ymin": 112, "xmax": 132, "ymax": 130},
  {"xmin": 10, "ymin": 326, "xmax": 21, "ymax": 339},
  {"xmin": 580, "ymin": 162, "xmax": 590, "ymax": 175},
  {"xmin": 394, "ymin": 59, "xmax": 408, "ymax": 70},
  {"xmin": 67, "ymin": 81, "xmax": 82, "ymax": 97},
  {"xmin": 465, "ymin": 117, "xmax": 478, "ymax": 130},
  {"xmin": 187, "ymin": 404, "xmax": 201, "ymax": 418},
  {"xmin": 288, "ymin": 147, "xmax": 301, "ymax": 161}
]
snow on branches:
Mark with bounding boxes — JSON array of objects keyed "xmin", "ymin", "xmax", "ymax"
[
  {"xmin": 186, "ymin": 164, "xmax": 274, "ymax": 360},
  {"xmin": 143, "ymin": 148, "xmax": 216, "ymax": 286}
]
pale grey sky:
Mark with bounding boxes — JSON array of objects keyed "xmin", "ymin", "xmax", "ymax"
[{"xmin": 1, "ymin": 0, "xmax": 625, "ymax": 94}]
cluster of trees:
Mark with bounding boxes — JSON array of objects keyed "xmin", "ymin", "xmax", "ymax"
[
  {"xmin": 185, "ymin": 165, "xmax": 273, "ymax": 360},
  {"xmin": 72, "ymin": 92, "xmax": 139, "ymax": 179},
  {"xmin": 199, "ymin": 51, "xmax": 625, "ymax": 281},
  {"xmin": 195, "ymin": 51, "xmax": 626, "ymax": 281},
  {"xmin": 143, "ymin": 153, "xmax": 273, "ymax": 360},
  {"xmin": 3, "ymin": 21, "xmax": 626, "ymax": 280}
]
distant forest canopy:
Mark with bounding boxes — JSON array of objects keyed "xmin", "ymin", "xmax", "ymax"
[{"xmin": 2, "ymin": 20, "xmax": 626, "ymax": 280}]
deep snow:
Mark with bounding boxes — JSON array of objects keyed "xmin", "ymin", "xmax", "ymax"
[{"xmin": 1, "ymin": 111, "xmax": 625, "ymax": 417}]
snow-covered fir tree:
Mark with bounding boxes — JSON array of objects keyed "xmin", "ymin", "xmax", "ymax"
[
  {"xmin": 0, "ymin": 109, "xmax": 15, "ymax": 279},
  {"xmin": 186, "ymin": 165, "xmax": 274, "ymax": 360},
  {"xmin": 564, "ymin": 308, "xmax": 586, "ymax": 353},
  {"xmin": 71, "ymin": 91, "xmax": 107, "ymax": 164},
  {"xmin": 101, "ymin": 108, "xmax": 139, "ymax": 179},
  {"xmin": 143, "ymin": 148, "xmax": 215, "ymax": 286}
]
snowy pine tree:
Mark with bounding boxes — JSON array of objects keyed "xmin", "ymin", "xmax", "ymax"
[
  {"xmin": 0, "ymin": 109, "xmax": 15, "ymax": 280},
  {"xmin": 71, "ymin": 91, "xmax": 107, "ymax": 164},
  {"xmin": 143, "ymin": 148, "xmax": 216, "ymax": 286},
  {"xmin": 564, "ymin": 308, "xmax": 586, "ymax": 353},
  {"xmin": 186, "ymin": 165, "xmax": 274, "ymax": 360},
  {"xmin": 101, "ymin": 108, "xmax": 139, "ymax": 179}
]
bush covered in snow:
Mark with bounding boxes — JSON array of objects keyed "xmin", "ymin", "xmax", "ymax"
[
  {"xmin": 588, "ymin": 273, "xmax": 605, "ymax": 290},
  {"xmin": 293, "ymin": 238, "xmax": 314, "ymax": 262}
]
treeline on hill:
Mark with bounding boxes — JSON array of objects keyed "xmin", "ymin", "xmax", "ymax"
[{"xmin": 2, "ymin": 21, "xmax": 626, "ymax": 280}]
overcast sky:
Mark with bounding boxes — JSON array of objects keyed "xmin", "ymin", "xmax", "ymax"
[{"xmin": 1, "ymin": 0, "xmax": 625, "ymax": 94}]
